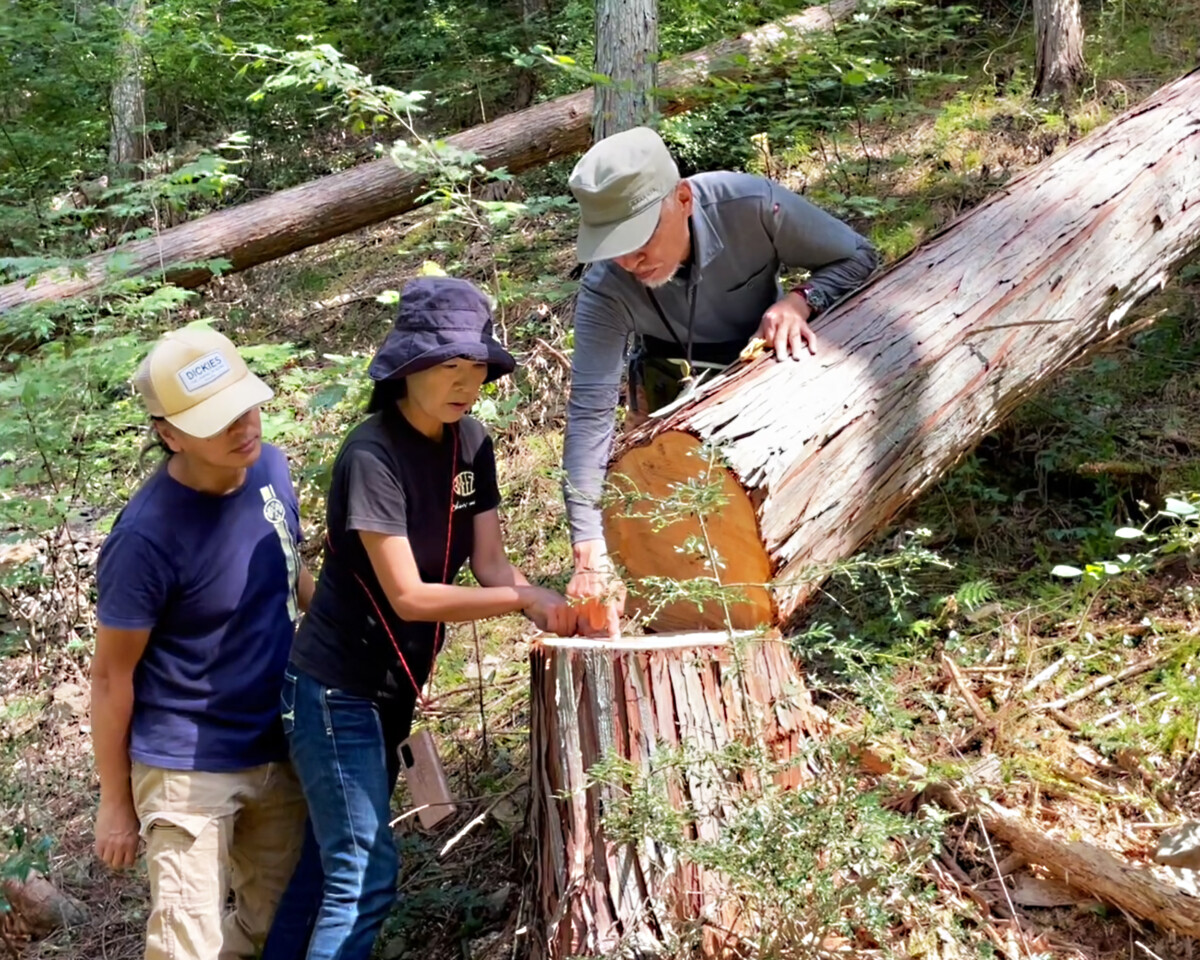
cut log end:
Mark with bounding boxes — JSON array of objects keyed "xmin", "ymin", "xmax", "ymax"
[{"xmin": 605, "ymin": 430, "xmax": 774, "ymax": 632}]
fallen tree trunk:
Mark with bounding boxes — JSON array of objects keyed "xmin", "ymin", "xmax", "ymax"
[
  {"xmin": 604, "ymin": 68, "xmax": 1200, "ymax": 632},
  {"xmin": 0, "ymin": 0, "xmax": 855, "ymax": 314},
  {"xmin": 528, "ymin": 631, "xmax": 828, "ymax": 958}
]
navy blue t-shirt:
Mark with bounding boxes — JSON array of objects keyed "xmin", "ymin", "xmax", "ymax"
[{"xmin": 96, "ymin": 444, "xmax": 303, "ymax": 772}]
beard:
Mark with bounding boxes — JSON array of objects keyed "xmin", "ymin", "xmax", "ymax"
[{"xmin": 638, "ymin": 262, "xmax": 681, "ymax": 288}]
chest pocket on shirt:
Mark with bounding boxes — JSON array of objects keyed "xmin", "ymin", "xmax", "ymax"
[{"xmin": 726, "ymin": 263, "xmax": 772, "ymax": 294}]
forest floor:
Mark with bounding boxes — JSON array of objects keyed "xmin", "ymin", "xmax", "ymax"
[{"xmin": 4, "ymin": 4, "xmax": 1200, "ymax": 959}]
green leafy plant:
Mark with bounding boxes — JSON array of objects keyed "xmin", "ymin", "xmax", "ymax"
[{"xmin": 1050, "ymin": 495, "xmax": 1200, "ymax": 581}]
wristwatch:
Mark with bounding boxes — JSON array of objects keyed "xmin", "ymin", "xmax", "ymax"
[{"xmin": 792, "ymin": 283, "xmax": 828, "ymax": 315}]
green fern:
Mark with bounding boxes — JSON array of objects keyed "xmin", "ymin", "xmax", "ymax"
[{"xmin": 954, "ymin": 579, "xmax": 997, "ymax": 611}]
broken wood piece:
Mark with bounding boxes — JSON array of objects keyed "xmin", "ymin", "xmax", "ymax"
[
  {"xmin": 1006, "ymin": 873, "xmax": 1094, "ymax": 909},
  {"xmin": 1046, "ymin": 707, "xmax": 1080, "ymax": 732},
  {"xmin": 1154, "ymin": 821, "xmax": 1200, "ymax": 870},
  {"xmin": 976, "ymin": 801, "xmax": 1200, "ymax": 937},
  {"xmin": 0, "ymin": 871, "xmax": 87, "ymax": 940},
  {"xmin": 857, "ymin": 741, "xmax": 1200, "ymax": 939},
  {"xmin": 1021, "ymin": 657, "xmax": 1065, "ymax": 696},
  {"xmin": 943, "ymin": 653, "xmax": 991, "ymax": 725},
  {"xmin": 1095, "ymin": 691, "xmax": 1170, "ymax": 727}
]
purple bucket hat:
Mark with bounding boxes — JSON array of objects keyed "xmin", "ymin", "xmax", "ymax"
[{"xmin": 367, "ymin": 277, "xmax": 516, "ymax": 384}]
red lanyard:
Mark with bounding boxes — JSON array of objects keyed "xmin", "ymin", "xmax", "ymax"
[{"xmin": 326, "ymin": 425, "xmax": 459, "ymax": 707}]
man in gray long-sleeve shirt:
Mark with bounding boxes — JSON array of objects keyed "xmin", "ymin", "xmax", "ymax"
[{"xmin": 563, "ymin": 126, "xmax": 878, "ymax": 635}]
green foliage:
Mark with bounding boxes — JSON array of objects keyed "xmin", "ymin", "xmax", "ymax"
[
  {"xmin": 660, "ymin": 0, "xmax": 978, "ymax": 175},
  {"xmin": 592, "ymin": 736, "xmax": 945, "ymax": 954},
  {"xmin": 1049, "ymin": 495, "xmax": 1200, "ymax": 582},
  {"xmin": 0, "ymin": 824, "xmax": 52, "ymax": 917}
]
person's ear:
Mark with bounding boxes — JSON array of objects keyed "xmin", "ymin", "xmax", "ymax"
[
  {"xmin": 154, "ymin": 419, "xmax": 184, "ymax": 454},
  {"xmin": 677, "ymin": 180, "xmax": 693, "ymax": 216}
]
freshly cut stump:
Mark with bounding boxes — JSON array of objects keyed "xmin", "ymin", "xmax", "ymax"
[{"xmin": 529, "ymin": 631, "xmax": 827, "ymax": 958}]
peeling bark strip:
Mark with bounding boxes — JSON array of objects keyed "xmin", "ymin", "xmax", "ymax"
[
  {"xmin": 0, "ymin": 0, "xmax": 856, "ymax": 314},
  {"xmin": 528, "ymin": 632, "xmax": 827, "ymax": 958},
  {"xmin": 605, "ymin": 69, "xmax": 1200, "ymax": 632}
]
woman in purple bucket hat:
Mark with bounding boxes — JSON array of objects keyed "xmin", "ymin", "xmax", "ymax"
[{"xmin": 264, "ymin": 276, "xmax": 575, "ymax": 960}]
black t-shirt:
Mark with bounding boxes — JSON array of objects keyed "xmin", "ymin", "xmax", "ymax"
[{"xmin": 290, "ymin": 406, "xmax": 500, "ymax": 703}]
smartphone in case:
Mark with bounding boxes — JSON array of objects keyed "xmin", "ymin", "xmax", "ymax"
[{"xmin": 399, "ymin": 729, "xmax": 456, "ymax": 829}]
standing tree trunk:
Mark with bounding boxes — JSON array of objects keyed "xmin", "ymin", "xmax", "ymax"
[
  {"xmin": 593, "ymin": 0, "xmax": 658, "ymax": 140},
  {"xmin": 109, "ymin": 0, "xmax": 147, "ymax": 175},
  {"xmin": 602, "ymin": 69, "xmax": 1200, "ymax": 632},
  {"xmin": 1033, "ymin": 0, "xmax": 1086, "ymax": 100},
  {"xmin": 513, "ymin": 0, "xmax": 549, "ymax": 110},
  {"xmin": 529, "ymin": 632, "xmax": 828, "ymax": 958}
]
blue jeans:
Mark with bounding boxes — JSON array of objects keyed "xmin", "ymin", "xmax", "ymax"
[{"xmin": 262, "ymin": 667, "xmax": 411, "ymax": 960}]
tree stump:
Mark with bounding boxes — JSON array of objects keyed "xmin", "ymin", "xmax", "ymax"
[
  {"xmin": 528, "ymin": 631, "xmax": 827, "ymax": 958},
  {"xmin": 604, "ymin": 68, "xmax": 1200, "ymax": 632}
]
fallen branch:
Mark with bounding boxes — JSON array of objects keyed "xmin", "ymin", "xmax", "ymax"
[
  {"xmin": 943, "ymin": 653, "xmax": 990, "ymax": 725},
  {"xmin": 860, "ymin": 745, "xmax": 1200, "ymax": 939},
  {"xmin": 1034, "ymin": 649, "xmax": 1178, "ymax": 712}
]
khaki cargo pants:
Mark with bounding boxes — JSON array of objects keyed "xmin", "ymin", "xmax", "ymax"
[{"xmin": 131, "ymin": 761, "xmax": 306, "ymax": 960}]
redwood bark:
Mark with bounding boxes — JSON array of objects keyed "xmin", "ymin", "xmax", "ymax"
[
  {"xmin": 593, "ymin": 0, "xmax": 659, "ymax": 140},
  {"xmin": 605, "ymin": 69, "xmax": 1200, "ymax": 632},
  {"xmin": 0, "ymin": 0, "xmax": 855, "ymax": 314},
  {"xmin": 1034, "ymin": 0, "xmax": 1086, "ymax": 101},
  {"xmin": 529, "ymin": 632, "xmax": 827, "ymax": 958}
]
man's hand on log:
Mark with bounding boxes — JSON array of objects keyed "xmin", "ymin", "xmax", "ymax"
[
  {"xmin": 755, "ymin": 291, "xmax": 816, "ymax": 361},
  {"xmin": 568, "ymin": 540, "xmax": 626, "ymax": 639},
  {"xmin": 94, "ymin": 796, "xmax": 141, "ymax": 870}
]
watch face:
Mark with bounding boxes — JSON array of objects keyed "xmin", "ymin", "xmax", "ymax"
[{"xmin": 806, "ymin": 287, "xmax": 828, "ymax": 312}]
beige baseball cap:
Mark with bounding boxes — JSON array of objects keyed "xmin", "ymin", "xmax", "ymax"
[
  {"xmin": 133, "ymin": 327, "xmax": 274, "ymax": 438},
  {"xmin": 569, "ymin": 126, "xmax": 680, "ymax": 263}
]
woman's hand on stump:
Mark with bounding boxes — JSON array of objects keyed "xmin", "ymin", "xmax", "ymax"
[{"xmin": 522, "ymin": 586, "xmax": 577, "ymax": 637}]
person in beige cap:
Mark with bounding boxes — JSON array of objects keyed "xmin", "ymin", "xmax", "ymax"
[
  {"xmin": 90, "ymin": 325, "xmax": 315, "ymax": 960},
  {"xmin": 563, "ymin": 126, "xmax": 878, "ymax": 635}
]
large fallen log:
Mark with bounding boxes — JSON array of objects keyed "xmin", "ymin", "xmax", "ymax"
[
  {"xmin": 0, "ymin": 0, "xmax": 855, "ymax": 314},
  {"xmin": 528, "ymin": 631, "xmax": 828, "ymax": 958},
  {"xmin": 604, "ymin": 68, "xmax": 1200, "ymax": 632}
]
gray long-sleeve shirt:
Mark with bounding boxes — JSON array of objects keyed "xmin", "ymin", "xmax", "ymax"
[{"xmin": 563, "ymin": 170, "xmax": 879, "ymax": 544}]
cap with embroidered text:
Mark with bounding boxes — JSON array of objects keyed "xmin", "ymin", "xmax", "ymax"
[
  {"xmin": 133, "ymin": 327, "xmax": 274, "ymax": 438},
  {"xmin": 568, "ymin": 126, "xmax": 681, "ymax": 264}
]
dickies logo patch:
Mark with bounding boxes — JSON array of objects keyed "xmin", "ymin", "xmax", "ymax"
[
  {"xmin": 176, "ymin": 350, "xmax": 232, "ymax": 393},
  {"xmin": 453, "ymin": 471, "xmax": 475, "ymax": 498}
]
